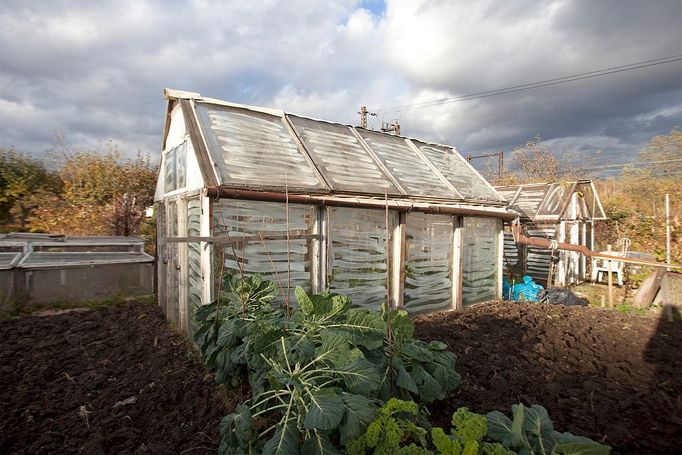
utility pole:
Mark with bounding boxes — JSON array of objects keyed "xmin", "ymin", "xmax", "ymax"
[
  {"xmin": 358, "ymin": 106, "xmax": 376, "ymax": 129},
  {"xmin": 466, "ymin": 151, "xmax": 504, "ymax": 178}
]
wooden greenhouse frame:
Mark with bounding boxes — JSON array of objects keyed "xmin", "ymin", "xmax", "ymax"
[{"xmin": 155, "ymin": 89, "xmax": 515, "ymax": 334}]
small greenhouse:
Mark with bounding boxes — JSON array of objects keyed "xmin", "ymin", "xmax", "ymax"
[
  {"xmin": 495, "ymin": 181, "xmax": 606, "ymax": 287},
  {"xmin": 0, "ymin": 233, "xmax": 153, "ymax": 307},
  {"xmin": 155, "ymin": 89, "xmax": 514, "ymax": 333}
]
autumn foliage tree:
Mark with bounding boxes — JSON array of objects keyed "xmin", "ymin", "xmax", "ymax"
[
  {"xmin": 27, "ymin": 147, "xmax": 157, "ymax": 237},
  {"xmin": 0, "ymin": 148, "xmax": 62, "ymax": 231}
]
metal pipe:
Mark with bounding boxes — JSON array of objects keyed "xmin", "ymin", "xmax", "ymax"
[
  {"xmin": 204, "ymin": 187, "xmax": 517, "ymax": 220},
  {"xmin": 511, "ymin": 222, "xmax": 681, "ymax": 269}
]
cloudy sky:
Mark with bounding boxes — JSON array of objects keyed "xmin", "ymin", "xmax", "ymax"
[{"xmin": 1, "ymin": 0, "xmax": 680, "ymax": 175}]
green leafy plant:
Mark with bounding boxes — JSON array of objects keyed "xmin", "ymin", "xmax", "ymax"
[
  {"xmin": 367, "ymin": 305, "xmax": 461, "ymax": 404},
  {"xmin": 346, "ymin": 398, "xmax": 431, "ymax": 455},
  {"xmin": 220, "ymin": 336, "xmax": 381, "ymax": 454},
  {"xmin": 486, "ymin": 404, "xmax": 611, "ymax": 455},
  {"xmin": 432, "ymin": 407, "xmax": 513, "ymax": 455}
]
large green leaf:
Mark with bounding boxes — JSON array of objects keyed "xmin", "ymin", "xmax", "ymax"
[
  {"xmin": 395, "ymin": 362, "xmax": 418, "ymax": 394},
  {"xmin": 300, "ymin": 431, "xmax": 342, "ymax": 455},
  {"xmin": 315, "ymin": 332, "xmax": 363, "ymax": 368},
  {"xmin": 523, "ymin": 404, "xmax": 554, "ymax": 436},
  {"xmin": 410, "ymin": 364, "xmax": 443, "ymax": 402},
  {"xmin": 296, "ymin": 286, "xmax": 315, "ymax": 317},
  {"xmin": 303, "ymin": 388, "xmax": 345, "ymax": 430},
  {"xmin": 554, "ymin": 433, "xmax": 611, "ymax": 455},
  {"xmin": 487, "ymin": 409, "xmax": 527, "ymax": 449},
  {"xmin": 262, "ymin": 419, "xmax": 300, "ymax": 455},
  {"xmin": 337, "ymin": 359, "xmax": 381, "ymax": 393},
  {"xmin": 339, "ymin": 394, "xmax": 377, "ymax": 444}
]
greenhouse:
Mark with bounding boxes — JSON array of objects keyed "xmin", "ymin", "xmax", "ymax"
[
  {"xmin": 495, "ymin": 181, "xmax": 606, "ymax": 287},
  {"xmin": 155, "ymin": 89, "xmax": 514, "ymax": 333}
]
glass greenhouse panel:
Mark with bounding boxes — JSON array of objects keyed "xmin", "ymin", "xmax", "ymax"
[
  {"xmin": 461, "ymin": 217, "xmax": 499, "ymax": 307},
  {"xmin": 413, "ymin": 141, "xmax": 503, "ymax": 202},
  {"xmin": 196, "ymin": 104, "xmax": 325, "ymax": 191},
  {"xmin": 288, "ymin": 115, "xmax": 400, "ymax": 195},
  {"xmin": 404, "ymin": 213, "xmax": 454, "ymax": 314},
  {"xmin": 536, "ymin": 183, "xmax": 571, "ymax": 219},
  {"xmin": 357, "ymin": 131, "xmax": 454, "ymax": 198},
  {"xmin": 186, "ymin": 198, "xmax": 202, "ymax": 336},
  {"xmin": 327, "ymin": 207, "xmax": 394, "ymax": 309},
  {"xmin": 212, "ymin": 200, "xmax": 316, "ymax": 304},
  {"xmin": 163, "ymin": 141, "xmax": 188, "ymax": 194}
]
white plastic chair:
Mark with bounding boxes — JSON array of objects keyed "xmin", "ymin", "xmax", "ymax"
[{"xmin": 591, "ymin": 252, "xmax": 624, "ymax": 286}]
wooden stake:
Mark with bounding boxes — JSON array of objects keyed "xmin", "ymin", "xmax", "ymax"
[
  {"xmin": 607, "ymin": 244, "xmax": 614, "ymax": 308},
  {"xmin": 600, "ymin": 295, "xmax": 605, "ymax": 308}
]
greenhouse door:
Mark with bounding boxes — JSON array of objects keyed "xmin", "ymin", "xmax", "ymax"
[{"xmin": 165, "ymin": 200, "xmax": 180, "ymax": 323}]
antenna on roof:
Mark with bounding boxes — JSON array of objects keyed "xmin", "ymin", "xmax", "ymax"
[
  {"xmin": 357, "ymin": 105, "xmax": 377, "ymax": 129},
  {"xmin": 381, "ymin": 120, "xmax": 401, "ymax": 136}
]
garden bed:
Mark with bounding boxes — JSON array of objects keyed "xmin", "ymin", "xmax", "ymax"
[
  {"xmin": 2, "ymin": 300, "xmax": 679, "ymax": 454},
  {"xmin": 414, "ymin": 301, "xmax": 682, "ymax": 455},
  {"xmin": 0, "ymin": 302, "xmax": 246, "ymax": 454}
]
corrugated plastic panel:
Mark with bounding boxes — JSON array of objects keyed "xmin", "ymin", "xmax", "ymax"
[
  {"xmin": 327, "ymin": 207, "xmax": 394, "ymax": 309},
  {"xmin": 495, "ymin": 187, "xmax": 519, "ymax": 205},
  {"xmin": 526, "ymin": 225, "xmax": 558, "ymax": 285},
  {"xmin": 357, "ymin": 130, "xmax": 454, "ymax": 198},
  {"xmin": 212, "ymin": 200, "xmax": 316, "ymax": 304},
  {"xmin": 536, "ymin": 183, "xmax": 571, "ymax": 220},
  {"xmin": 19, "ymin": 251, "xmax": 153, "ymax": 268},
  {"xmin": 288, "ymin": 115, "xmax": 400, "ymax": 195},
  {"xmin": 503, "ymin": 184, "xmax": 550, "ymax": 220},
  {"xmin": 413, "ymin": 141, "xmax": 504, "ymax": 202},
  {"xmin": 186, "ymin": 198, "xmax": 202, "ymax": 335},
  {"xmin": 196, "ymin": 104, "xmax": 326, "ymax": 191},
  {"xmin": 461, "ymin": 217, "xmax": 499, "ymax": 306},
  {"xmin": 0, "ymin": 252, "xmax": 22, "ymax": 270},
  {"xmin": 404, "ymin": 213, "xmax": 453, "ymax": 314}
]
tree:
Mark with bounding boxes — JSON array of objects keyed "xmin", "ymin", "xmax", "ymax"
[
  {"xmin": 0, "ymin": 148, "xmax": 62, "ymax": 231},
  {"xmin": 28, "ymin": 146, "xmax": 158, "ymax": 237},
  {"xmin": 489, "ymin": 135, "xmax": 582, "ymax": 185},
  {"xmin": 595, "ymin": 128, "xmax": 681, "ymax": 262}
]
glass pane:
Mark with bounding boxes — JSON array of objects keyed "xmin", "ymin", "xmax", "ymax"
[
  {"xmin": 414, "ymin": 141, "xmax": 504, "ymax": 202},
  {"xmin": 288, "ymin": 115, "xmax": 400, "ymax": 195},
  {"xmin": 164, "ymin": 148, "xmax": 176, "ymax": 193},
  {"xmin": 196, "ymin": 103, "xmax": 325, "ymax": 191},
  {"xmin": 176, "ymin": 141, "xmax": 187, "ymax": 190},
  {"xmin": 357, "ymin": 130, "xmax": 454, "ymax": 198},
  {"xmin": 212, "ymin": 200, "xmax": 316, "ymax": 305},
  {"xmin": 327, "ymin": 207, "xmax": 394, "ymax": 309},
  {"xmin": 461, "ymin": 217, "xmax": 499, "ymax": 306},
  {"xmin": 536, "ymin": 183, "xmax": 571, "ymax": 219},
  {"xmin": 186, "ymin": 198, "xmax": 202, "ymax": 335},
  {"xmin": 404, "ymin": 213, "xmax": 453, "ymax": 314}
]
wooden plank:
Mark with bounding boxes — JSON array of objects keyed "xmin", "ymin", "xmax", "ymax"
[
  {"xmin": 180, "ymin": 99, "xmax": 219, "ymax": 187},
  {"xmin": 632, "ymin": 268, "xmax": 665, "ymax": 308}
]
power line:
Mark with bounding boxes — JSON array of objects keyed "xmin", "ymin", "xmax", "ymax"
[{"xmin": 376, "ymin": 55, "xmax": 682, "ymax": 113}]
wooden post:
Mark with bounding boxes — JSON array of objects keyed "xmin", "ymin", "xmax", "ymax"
[
  {"xmin": 600, "ymin": 295, "xmax": 605, "ymax": 308},
  {"xmin": 666, "ymin": 193, "xmax": 671, "ymax": 272},
  {"xmin": 607, "ymin": 244, "xmax": 614, "ymax": 308}
]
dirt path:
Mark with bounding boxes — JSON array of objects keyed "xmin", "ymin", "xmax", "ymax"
[
  {"xmin": 414, "ymin": 302, "xmax": 682, "ymax": 455},
  {"xmin": 0, "ymin": 302, "xmax": 242, "ymax": 454}
]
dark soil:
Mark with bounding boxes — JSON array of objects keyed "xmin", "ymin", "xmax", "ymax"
[
  {"xmin": 414, "ymin": 302, "xmax": 682, "ymax": 455},
  {"xmin": 0, "ymin": 302, "xmax": 246, "ymax": 454}
]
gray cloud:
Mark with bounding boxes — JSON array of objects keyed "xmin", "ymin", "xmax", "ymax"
[{"xmin": 0, "ymin": 0, "xmax": 680, "ymax": 176}]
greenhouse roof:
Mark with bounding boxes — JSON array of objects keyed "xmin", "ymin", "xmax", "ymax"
[
  {"xmin": 495, "ymin": 181, "xmax": 606, "ymax": 222},
  {"xmin": 163, "ymin": 89, "xmax": 506, "ymax": 205}
]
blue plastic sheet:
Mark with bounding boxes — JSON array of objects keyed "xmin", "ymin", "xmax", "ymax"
[{"xmin": 504, "ymin": 275, "xmax": 544, "ymax": 302}]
